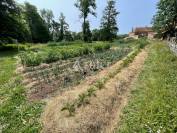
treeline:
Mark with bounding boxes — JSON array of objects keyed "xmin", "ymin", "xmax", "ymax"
[
  {"xmin": 152, "ymin": 0, "xmax": 177, "ymax": 39},
  {"xmin": 0, "ymin": 0, "xmax": 119, "ymax": 44}
]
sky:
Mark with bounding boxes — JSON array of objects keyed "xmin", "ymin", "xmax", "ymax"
[{"xmin": 16, "ymin": 0, "xmax": 159, "ymax": 34}]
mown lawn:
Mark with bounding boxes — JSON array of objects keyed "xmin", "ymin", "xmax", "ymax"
[
  {"xmin": 117, "ymin": 41, "xmax": 177, "ymax": 133},
  {"xmin": 0, "ymin": 51, "xmax": 43, "ymax": 133}
]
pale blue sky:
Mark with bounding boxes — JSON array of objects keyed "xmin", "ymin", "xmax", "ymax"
[{"xmin": 16, "ymin": 0, "xmax": 159, "ymax": 34}]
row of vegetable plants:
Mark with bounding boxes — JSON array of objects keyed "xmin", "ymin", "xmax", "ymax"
[
  {"xmin": 19, "ymin": 43, "xmax": 111, "ymax": 67},
  {"xmin": 25, "ymin": 48, "xmax": 132, "ymax": 99},
  {"xmin": 60, "ymin": 42, "xmax": 148, "ymax": 116}
]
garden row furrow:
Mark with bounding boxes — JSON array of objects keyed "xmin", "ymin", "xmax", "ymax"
[
  {"xmin": 41, "ymin": 48, "xmax": 148, "ymax": 133},
  {"xmin": 21, "ymin": 48, "xmax": 131, "ymax": 100}
]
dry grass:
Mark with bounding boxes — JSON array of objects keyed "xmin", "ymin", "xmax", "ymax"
[{"xmin": 41, "ymin": 49, "xmax": 148, "ymax": 133}]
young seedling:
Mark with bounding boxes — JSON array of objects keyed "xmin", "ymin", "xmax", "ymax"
[
  {"xmin": 61, "ymin": 102, "xmax": 76, "ymax": 116},
  {"xmin": 95, "ymin": 79, "xmax": 104, "ymax": 90},
  {"xmin": 77, "ymin": 93, "xmax": 89, "ymax": 107},
  {"xmin": 87, "ymin": 87, "xmax": 97, "ymax": 97}
]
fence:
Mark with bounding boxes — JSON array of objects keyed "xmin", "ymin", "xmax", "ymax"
[{"xmin": 168, "ymin": 37, "xmax": 177, "ymax": 55}]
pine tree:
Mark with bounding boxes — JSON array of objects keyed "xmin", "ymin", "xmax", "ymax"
[{"xmin": 100, "ymin": 0, "xmax": 119, "ymax": 41}]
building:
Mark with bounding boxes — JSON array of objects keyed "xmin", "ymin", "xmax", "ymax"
[{"xmin": 129, "ymin": 27, "xmax": 156, "ymax": 39}]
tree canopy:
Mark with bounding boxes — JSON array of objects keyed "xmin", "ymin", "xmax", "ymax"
[
  {"xmin": 75, "ymin": 0, "xmax": 96, "ymax": 42},
  {"xmin": 152, "ymin": 0, "xmax": 177, "ymax": 38},
  {"xmin": 24, "ymin": 2, "xmax": 50, "ymax": 43}
]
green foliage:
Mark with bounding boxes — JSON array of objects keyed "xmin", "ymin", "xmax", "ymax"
[
  {"xmin": 137, "ymin": 38, "xmax": 149, "ymax": 49},
  {"xmin": 87, "ymin": 87, "xmax": 97, "ymax": 97},
  {"xmin": 100, "ymin": 0, "xmax": 119, "ymax": 41},
  {"xmin": 95, "ymin": 79, "xmax": 104, "ymax": 90},
  {"xmin": 58, "ymin": 13, "xmax": 69, "ymax": 41},
  {"xmin": 24, "ymin": 2, "xmax": 50, "ymax": 43},
  {"xmin": 152, "ymin": 0, "xmax": 177, "ymax": 38},
  {"xmin": 19, "ymin": 43, "xmax": 111, "ymax": 66},
  {"xmin": 82, "ymin": 20, "xmax": 92, "ymax": 42},
  {"xmin": 61, "ymin": 102, "xmax": 76, "ymax": 116},
  {"xmin": 77, "ymin": 93, "xmax": 90, "ymax": 107},
  {"xmin": 45, "ymin": 50, "xmax": 62, "ymax": 63},
  {"xmin": 0, "ymin": 51, "xmax": 43, "ymax": 133},
  {"xmin": 123, "ymin": 49, "xmax": 140, "ymax": 67},
  {"xmin": 0, "ymin": 44, "xmax": 28, "ymax": 51},
  {"xmin": 0, "ymin": 0, "xmax": 31, "ymax": 43},
  {"xmin": 118, "ymin": 41, "xmax": 177, "ymax": 133},
  {"xmin": 75, "ymin": 0, "xmax": 96, "ymax": 42},
  {"xmin": 40, "ymin": 8, "xmax": 54, "ymax": 38},
  {"xmin": 92, "ymin": 29, "xmax": 101, "ymax": 41},
  {"xmin": 19, "ymin": 51, "xmax": 43, "ymax": 66}
]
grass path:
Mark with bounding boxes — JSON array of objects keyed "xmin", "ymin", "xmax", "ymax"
[
  {"xmin": 117, "ymin": 41, "xmax": 177, "ymax": 133},
  {"xmin": 41, "ymin": 48, "xmax": 148, "ymax": 133},
  {"xmin": 0, "ymin": 51, "xmax": 43, "ymax": 133}
]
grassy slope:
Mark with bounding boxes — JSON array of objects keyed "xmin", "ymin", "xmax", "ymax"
[
  {"xmin": 0, "ymin": 51, "xmax": 43, "ymax": 133},
  {"xmin": 117, "ymin": 41, "xmax": 177, "ymax": 133}
]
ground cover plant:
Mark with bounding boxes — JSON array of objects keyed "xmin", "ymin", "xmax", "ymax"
[
  {"xmin": 0, "ymin": 51, "xmax": 43, "ymax": 133},
  {"xmin": 117, "ymin": 41, "xmax": 177, "ymax": 133}
]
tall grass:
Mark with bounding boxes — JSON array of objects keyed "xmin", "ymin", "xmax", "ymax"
[
  {"xmin": 0, "ymin": 51, "xmax": 43, "ymax": 133},
  {"xmin": 117, "ymin": 41, "xmax": 177, "ymax": 133}
]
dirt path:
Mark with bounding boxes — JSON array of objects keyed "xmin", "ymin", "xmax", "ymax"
[{"xmin": 41, "ymin": 49, "xmax": 148, "ymax": 133}]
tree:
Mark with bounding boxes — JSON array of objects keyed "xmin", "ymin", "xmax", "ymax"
[
  {"xmin": 152, "ymin": 0, "xmax": 177, "ymax": 38},
  {"xmin": 58, "ymin": 13, "xmax": 69, "ymax": 41},
  {"xmin": 92, "ymin": 29, "xmax": 101, "ymax": 41},
  {"xmin": 51, "ymin": 20, "xmax": 60, "ymax": 42},
  {"xmin": 82, "ymin": 20, "xmax": 92, "ymax": 42},
  {"xmin": 75, "ymin": 0, "xmax": 96, "ymax": 42},
  {"xmin": 40, "ymin": 9, "xmax": 54, "ymax": 38},
  {"xmin": 24, "ymin": 2, "xmax": 50, "ymax": 43},
  {"xmin": 100, "ymin": 0, "xmax": 119, "ymax": 41},
  {"xmin": 0, "ymin": 0, "xmax": 30, "ymax": 43}
]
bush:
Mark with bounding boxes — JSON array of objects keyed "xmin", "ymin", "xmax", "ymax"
[
  {"xmin": 0, "ymin": 44, "xmax": 28, "ymax": 51},
  {"xmin": 19, "ymin": 52, "xmax": 43, "ymax": 66},
  {"xmin": 138, "ymin": 38, "xmax": 149, "ymax": 49},
  {"xmin": 93, "ymin": 43, "xmax": 110, "ymax": 52},
  {"xmin": 45, "ymin": 50, "xmax": 62, "ymax": 63},
  {"xmin": 20, "ymin": 43, "xmax": 111, "ymax": 66}
]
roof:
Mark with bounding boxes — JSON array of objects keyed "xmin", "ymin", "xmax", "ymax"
[{"xmin": 134, "ymin": 27, "xmax": 153, "ymax": 33}]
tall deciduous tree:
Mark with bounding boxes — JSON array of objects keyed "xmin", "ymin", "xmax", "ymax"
[
  {"xmin": 152, "ymin": 0, "xmax": 177, "ymax": 38},
  {"xmin": 24, "ymin": 2, "xmax": 50, "ymax": 43},
  {"xmin": 0, "ymin": 0, "xmax": 30, "ymax": 43},
  {"xmin": 75, "ymin": 0, "xmax": 96, "ymax": 42},
  {"xmin": 100, "ymin": 0, "xmax": 119, "ymax": 41},
  {"xmin": 40, "ymin": 9, "xmax": 54, "ymax": 37},
  {"xmin": 58, "ymin": 13, "xmax": 69, "ymax": 41}
]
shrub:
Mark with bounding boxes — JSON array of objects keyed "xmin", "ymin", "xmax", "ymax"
[
  {"xmin": 0, "ymin": 44, "xmax": 28, "ymax": 51},
  {"xmin": 138, "ymin": 38, "xmax": 149, "ymax": 49},
  {"xmin": 45, "ymin": 50, "xmax": 62, "ymax": 63},
  {"xmin": 19, "ymin": 52, "xmax": 43, "ymax": 66}
]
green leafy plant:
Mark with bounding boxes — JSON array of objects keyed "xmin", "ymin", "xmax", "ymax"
[
  {"xmin": 87, "ymin": 87, "xmax": 97, "ymax": 97},
  {"xmin": 77, "ymin": 93, "xmax": 89, "ymax": 107},
  {"xmin": 61, "ymin": 102, "xmax": 76, "ymax": 116},
  {"xmin": 95, "ymin": 79, "xmax": 104, "ymax": 90}
]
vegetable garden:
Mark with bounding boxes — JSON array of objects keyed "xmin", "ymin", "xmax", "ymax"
[{"xmin": 21, "ymin": 47, "xmax": 132, "ymax": 100}]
